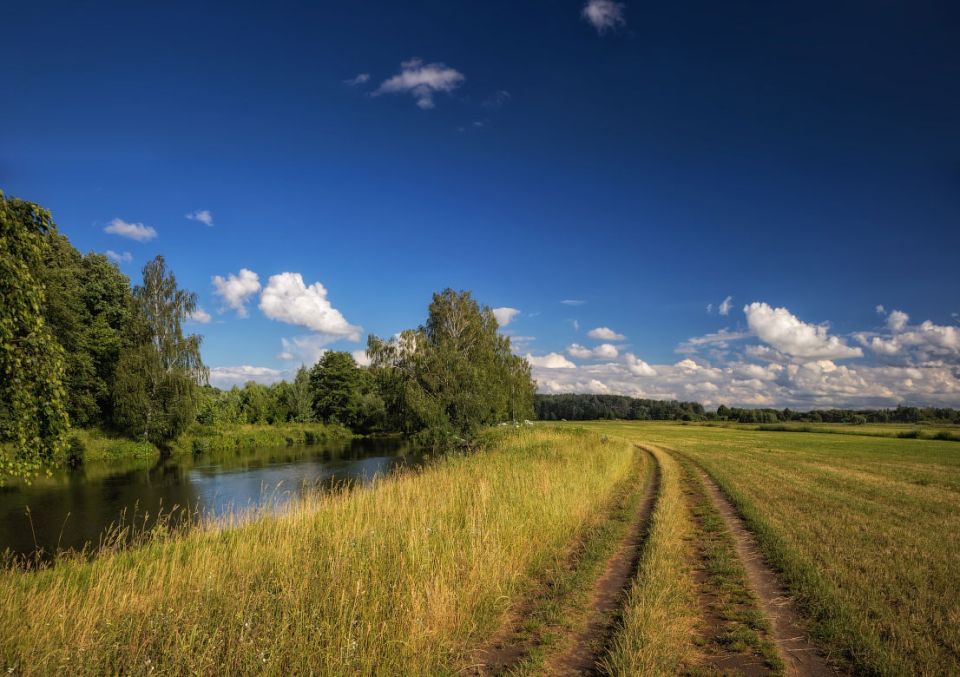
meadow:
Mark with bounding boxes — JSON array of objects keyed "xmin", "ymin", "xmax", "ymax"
[
  {"xmin": 1, "ymin": 421, "xmax": 958, "ymax": 675},
  {"xmin": 582, "ymin": 420, "xmax": 960, "ymax": 675}
]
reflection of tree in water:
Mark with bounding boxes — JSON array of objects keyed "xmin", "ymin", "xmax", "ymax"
[{"xmin": 0, "ymin": 436, "xmax": 421, "ymax": 562}]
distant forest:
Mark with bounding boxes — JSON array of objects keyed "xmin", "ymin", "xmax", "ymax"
[{"xmin": 535, "ymin": 394, "xmax": 960, "ymax": 425}]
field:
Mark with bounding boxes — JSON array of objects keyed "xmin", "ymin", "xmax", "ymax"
[{"xmin": 1, "ymin": 422, "xmax": 958, "ymax": 675}]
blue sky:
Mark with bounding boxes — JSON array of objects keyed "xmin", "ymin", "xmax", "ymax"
[{"xmin": 3, "ymin": 0, "xmax": 959, "ymax": 407}]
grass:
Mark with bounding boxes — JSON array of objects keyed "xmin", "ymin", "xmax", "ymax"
[
  {"xmin": 169, "ymin": 421, "xmax": 352, "ymax": 455},
  {"xmin": 496, "ymin": 448, "xmax": 652, "ymax": 675},
  {"xmin": 696, "ymin": 420, "xmax": 960, "ymax": 442},
  {"xmin": 602, "ymin": 445, "xmax": 699, "ymax": 675},
  {"xmin": 580, "ymin": 421, "xmax": 960, "ymax": 676},
  {"xmin": 0, "ymin": 427, "xmax": 637, "ymax": 675}
]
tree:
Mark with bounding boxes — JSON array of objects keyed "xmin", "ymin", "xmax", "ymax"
[
  {"xmin": 0, "ymin": 194, "xmax": 70, "ymax": 478},
  {"xmin": 112, "ymin": 256, "xmax": 206, "ymax": 447},
  {"xmin": 310, "ymin": 351, "xmax": 364, "ymax": 427},
  {"xmin": 368, "ymin": 289, "xmax": 535, "ymax": 444}
]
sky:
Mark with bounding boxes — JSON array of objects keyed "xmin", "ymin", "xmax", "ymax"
[{"xmin": 2, "ymin": 0, "xmax": 959, "ymax": 408}]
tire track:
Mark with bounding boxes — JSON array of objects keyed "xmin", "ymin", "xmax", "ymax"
[
  {"xmin": 543, "ymin": 447, "xmax": 661, "ymax": 676},
  {"xmin": 693, "ymin": 465, "xmax": 836, "ymax": 676}
]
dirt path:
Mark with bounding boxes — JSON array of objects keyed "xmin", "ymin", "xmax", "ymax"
[
  {"xmin": 543, "ymin": 448, "xmax": 661, "ymax": 676},
  {"xmin": 694, "ymin": 467, "xmax": 836, "ymax": 677}
]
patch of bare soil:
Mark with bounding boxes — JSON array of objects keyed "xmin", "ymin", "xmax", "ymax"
[{"xmin": 695, "ymin": 468, "xmax": 837, "ymax": 677}]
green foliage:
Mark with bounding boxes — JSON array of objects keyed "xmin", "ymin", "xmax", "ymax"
[
  {"xmin": 368, "ymin": 289, "xmax": 535, "ymax": 444},
  {"xmin": 112, "ymin": 256, "xmax": 207, "ymax": 447},
  {"xmin": 310, "ymin": 351, "xmax": 365, "ymax": 427},
  {"xmin": 0, "ymin": 193, "xmax": 70, "ymax": 480}
]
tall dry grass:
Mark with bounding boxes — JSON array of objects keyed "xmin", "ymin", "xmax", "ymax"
[{"xmin": 0, "ymin": 427, "xmax": 636, "ymax": 675}]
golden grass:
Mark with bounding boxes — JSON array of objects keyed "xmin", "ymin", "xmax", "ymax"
[
  {"xmin": 582, "ymin": 421, "xmax": 960, "ymax": 676},
  {"xmin": 602, "ymin": 445, "xmax": 698, "ymax": 674},
  {"xmin": 0, "ymin": 427, "xmax": 636, "ymax": 675}
]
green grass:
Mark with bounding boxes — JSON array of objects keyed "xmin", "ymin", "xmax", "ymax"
[
  {"xmin": 169, "ymin": 421, "xmax": 352, "ymax": 455},
  {"xmin": 580, "ymin": 421, "xmax": 960, "ymax": 676},
  {"xmin": 695, "ymin": 420, "xmax": 960, "ymax": 442},
  {"xmin": 0, "ymin": 427, "xmax": 637, "ymax": 675}
]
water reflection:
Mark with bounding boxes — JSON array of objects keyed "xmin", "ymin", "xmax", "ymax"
[{"xmin": 0, "ymin": 436, "xmax": 421, "ymax": 559}]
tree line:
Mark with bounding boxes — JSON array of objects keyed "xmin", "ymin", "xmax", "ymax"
[
  {"xmin": 1, "ymin": 193, "xmax": 535, "ymax": 478},
  {"xmin": 536, "ymin": 394, "xmax": 705, "ymax": 421}
]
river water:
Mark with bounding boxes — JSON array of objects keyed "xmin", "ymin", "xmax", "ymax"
[{"xmin": 0, "ymin": 436, "xmax": 422, "ymax": 560}]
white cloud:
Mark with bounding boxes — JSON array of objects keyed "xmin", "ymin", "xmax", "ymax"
[
  {"xmin": 526, "ymin": 352, "xmax": 576, "ymax": 369},
  {"xmin": 587, "ymin": 326, "xmax": 626, "ymax": 341},
  {"xmin": 582, "ymin": 0, "xmax": 625, "ymax": 33},
  {"xmin": 277, "ymin": 335, "xmax": 330, "ymax": 366},
  {"xmin": 104, "ymin": 218, "xmax": 156, "ymax": 242},
  {"xmin": 561, "ymin": 299, "xmax": 585, "ymax": 306},
  {"xmin": 744, "ymin": 302, "xmax": 862, "ymax": 360},
  {"xmin": 105, "ymin": 250, "xmax": 132, "ymax": 264},
  {"xmin": 568, "ymin": 342, "xmax": 619, "ymax": 359},
  {"xmin": 186, "ymin": 210, "xmax": 213, "ymax": 226},
  {"xmin": 259, "ymin": 272, "xmax": 362, "ymax": 341},
  {"xmin": 352, "ymin": 349, "xmax": 371, "ymax": 367},
  {"xmin": 624, "ymin": 353, "xmax": 656, "ymax": 376},
  {"xmin": 858, "ymin": 311, "xmax": 960, "ymax": 362},
  {"xmin": 718, "ymin": 295, "xmax": 733, "ymax": 316},
  {"xmin": 876, "ymin": 304, "xmax": 886, "ymax": 315},
  {"xmin": 212, "ymin": 269, "xmax": 261, "ymax": 317},
  {"xmin": 706, "ymin": 303, "xmax": 713, "ymax": 314},
  {"xmin": 345, "ymin": 73, "xmax": 371, "ymax": 86},
  {"xmin": 677, "ymin": 329, "xmax": 750, "ymax": 354},
  {"xmin": 492, "ymin": 307, "xmax": 520, "ymax": 327},
  {"xmin": 374, "ymin": 58, "xmax": 465, "ymax": 109},
  {"xmin": 209, "ymin": 365, "xmax": 286, "ymax": 388},
  {"xmin": 187, "ymin": 307, "xmax": 211, "ymax": 324},
  {"xmin": 887, "ymin": 309, "xmax": 909, "ymax": 332}
]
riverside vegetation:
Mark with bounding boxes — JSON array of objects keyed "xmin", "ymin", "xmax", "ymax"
[{"xmin": 1, "ymin": 192, "xmax": 534, "ymax": 481}]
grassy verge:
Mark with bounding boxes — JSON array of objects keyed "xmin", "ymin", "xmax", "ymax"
[
  {"xmin": 677, "ymin": 455, "xmax": 782, "ymax": 674},
  {"xmin": 501, "ymin": 447, "xmax": 651, "ymax": 675},
  {"xmin": 0, "ymin": 427, "xmax": 636, "ymax": 675},
  {"xmin": 168, "ymin": 422, "xmax": 352, "ymax": 455},
  {"xmin": 602, "ymin": 445, "xmax": 698, "ymax": 675}
]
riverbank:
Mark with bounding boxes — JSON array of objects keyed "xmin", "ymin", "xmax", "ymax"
[
  {"xmin": 59, "ymin": 422, "xmax": 354, "ymax": 465},
  {"xmin": 0, "ymin": 427, "xmax": 639, "ymax": 675}
]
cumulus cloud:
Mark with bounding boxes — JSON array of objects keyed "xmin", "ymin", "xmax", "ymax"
[
  {"xmin": 492, "ymin": 307, "xmax": 520, "ymax": 327},
  {"xmin": 212, "ymin": 269, "xmax": 261, "ymax": 317},
  {"xmin": 104, "ymin": 218, "xmax": 156, "ymax": 242},
  {"xmin": 105, "ymin": 250, "xmax": 132, "ymax": 264},
  {"xmin": 568, "ymin": 343, "xmax": 619, "ymax": 359},
  {"xmin": 526, "ymin": 352, "xmax": 576, "ymax": 369},
  {"xmin": 374, "ymin": 58, "xmax": 464, "ymax": 109},
  {"xmin": 259, "ymin": 272, "xmax": 361, "ymax": 341},
  {"xmin": 582, "ymin": 0, "xmax": 625, "ymax": 33},
  {"xmin": 858, "ymin": 310, "xmax": 960, "ymax": 363},
  {"xmin": 876, "ymin": 304, "xmax": 886, "ymax": 315},
  {"xmin": 625, "ymin": 352, "xmax": 656, "ymax": 376},
  {"xmin": 887, "ymin": 310, "xmax": 909, "ymax": 332},
  {"xmin": 344, "ymin": 73, "xmax": 370, "ymax": 86},
  {"xmin": 718, "ymin": 295, "xmax": 733, "ymax": 316},
  {"xmin": 587, "ymin": 326, "xmax": 626, "ymax": 341},
  {"xmin": 187, "ymin": 307, "xmax": 211, "ymax": 324},
  {"xmin": 209, "ymin": 365, "xmax": 287, "ymax": 388},
  {"xmin": 744, "ymin": 302, "xmax": 862, "ymax": 360},
  {"xmin": 186, "ymin": 210, "xmax": 213, "ymax": 226},
  {"xmin": 352, "ymin": 349, "xmax": 371, "ymax": 367}
]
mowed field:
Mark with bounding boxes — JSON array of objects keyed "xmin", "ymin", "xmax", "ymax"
[
  {"xmin": 1, "ymin": 423, "xmax": 958, "ymax": 675},
  {"xmin": 579, "ymin": 420, "xmax": 960, "ymax": 675}
]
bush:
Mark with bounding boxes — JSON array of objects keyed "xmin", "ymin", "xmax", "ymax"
[
  {"xmin": 191, "ymin": 438, "xmax": 211, "ymax": 455},
  {"xmin": 66, "ymin": 435, "xmax": 86, "ymax": 468}
]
